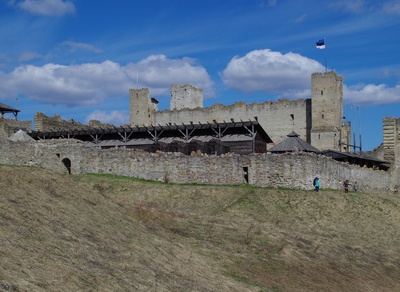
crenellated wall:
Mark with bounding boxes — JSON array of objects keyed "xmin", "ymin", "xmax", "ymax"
[
  {"xmin": 129, "ymin": 71, "xmax": 349, "ymax": 150},
  {"xmin": 0, "ymin": 139, "xmax": 397, "ymax": 193},
  {"xmin": 154, "ymin": 99, "xmax": 311, "ymax": 146}
]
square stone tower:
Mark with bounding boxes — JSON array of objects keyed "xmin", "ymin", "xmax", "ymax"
[
  {"xmin": 170, "ymin": 84, "xmax": 203, "ymax": 110},
  {"xmin": 311, "ymin": 71, "xmax": 350, "ymax": 151},
  {"xmin": 383, "ymin": 117, "xmax": 400, "ymax": 164},
  {"xmin": 129, "ymin": 88, "xmax": 158, "ymax": 126}
]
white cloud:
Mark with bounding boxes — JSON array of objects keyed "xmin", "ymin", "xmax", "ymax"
[
  {"xmin": 221, "ymin": 49, "xmax": 324, "ymax": 99},
  {"xmin": 0, "ymin": 54, "xmax": 10, "ymax": 68},
  {"xmin": 125, "ymin": 54, "xmax": 215, "ymax": 97},
  {"xmin": 382, "ymin": 0, "xmax": 400, "ymax": 15},
  {"xmin": 85, "ymin": 110, "xmax": 129, "ymax": 126},
  {"xmin": 256, "ymin": 0, "xmax": 277, "ymax": 8},
  {"xmin": 2, "ymin": 61, "xmax": 129, "ymax": 106},
  {"xmin": 344, "ymin": 83, "xmax": 400, "ymax": 105},
  {"xmin": 293, "ymin": 13, "xmax": 307, "ymax": 23},
  {"xmin": 60, "ymin": 41, "xmax": 102, "ymax": 53},
  {"xmin": 18, "ymin": 0, "xmax": 75, "ymax": 16},
  {"xmin": 18, "ymin": 51, "xmax": 43, "ymax": 62},
  {"xmin": 0, "ymin": 55, "xmax": 214, "ymax": 106},
  {"xmin": 329, "ymin": 0, "xmax": 367, "ymax": 14},
  {"xmin": 221, "ymin": 49, "xmax": 400, "ymax": 105}
]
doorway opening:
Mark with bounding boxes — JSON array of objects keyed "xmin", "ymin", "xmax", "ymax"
[
  {"xmin": 62, "ymin": 158, "xmax": 72, "ymax": 174},
  {"xmin": 243, "ymin": 167, "xmax": 249, "ymax": 184}
]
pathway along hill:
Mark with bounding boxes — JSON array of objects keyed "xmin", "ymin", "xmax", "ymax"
[{"xmin": 1, "ymin": 165, "xmax": 400, "ymax": 291}]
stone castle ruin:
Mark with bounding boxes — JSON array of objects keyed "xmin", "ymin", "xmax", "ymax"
[
  {"xmin": 0, "ymin": 71, "xmax": 399, "ymax": 192},
  {"xmin": 130, "ymin": 71, "xmax": 350, "ymax": 152}
]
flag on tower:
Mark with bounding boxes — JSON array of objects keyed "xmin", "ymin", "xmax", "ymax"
[{"xmin": 316, "ymin": 39, "xmax": 325, "ymax": 49}]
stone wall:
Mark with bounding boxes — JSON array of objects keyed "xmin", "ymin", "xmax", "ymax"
[
  {"xmin": 128, "ymin": 71, "xmax": 350, "ymax": 150},
  {"xmin": 0, "ymin": 118, "xmax": 32, "ymax": 139},
  {"xmin": 34, "ymin": 112, "xmax": 115, "ymax": 131},
  {"xmin": 383, "ymin": 117, "xmax": 397, "ymax": 163},
  {"xmin": 129, "ymin": 88, "xmax": 158, "ymax": 126},
  {"xmin": 311, "ymin": 71, "xmax": 345, "ymax": 151},
  {"xmin": 0, "ymin": 139, "xmax": 396, "ymax": 193},
  {"xmin": 170, "ymin": 84, "xmax": 203, "ymax": 110},
  {"xmin": 34, "ymin": 113, "xmax": 90, "ymax": 132},
  {"xmin": 154, "ymin": 99, "xmax": 311, "ymax": 147}
]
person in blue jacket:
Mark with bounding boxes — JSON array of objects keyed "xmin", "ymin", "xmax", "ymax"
[{"xmin": 314, "ymin": 177, "xmax": 320, "ymax": 192}]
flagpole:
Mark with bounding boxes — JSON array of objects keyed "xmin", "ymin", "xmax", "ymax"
[
  {"xmin": 316, "ymin": 38, "xmax": 327, "ymax": 71},
  {"xmin": 324, "ymin": 37, "xmax": 327, "ymax": 72}
]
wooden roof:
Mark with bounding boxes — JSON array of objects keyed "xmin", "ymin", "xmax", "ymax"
[
  {"xmin": 269, "ymin": 131, "xmax": 320, "ymax": 153},
  {"xmin": 29, "ymin": 119, "xmax": 273, "ymax": 145},
  {"xmin": 0, "ymin": 102, "xmax": 20, "ymax": 117},
  {"xmin": 321, "ymin": 149, "xmax": 390, "ymax": 170}
]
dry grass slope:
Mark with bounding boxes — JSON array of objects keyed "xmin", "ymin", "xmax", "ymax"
[{"xmin": 1, "ymin": 165, "xmax": 400, "ymax": 291}]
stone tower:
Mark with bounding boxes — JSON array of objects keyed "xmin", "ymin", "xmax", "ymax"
[
  {"xmin": 383, "ymin": 117, "xmax": 399, "ymax": 163},
  {"xmin": 170, "ymin": 84, "xmax": 203, "ymax": 110},
  {"xmin": 311, "ymin": 71, "xmax": 349, "ymax": 151},
  {"xmin": 129, "ymin": 88, "xmax": 158, "ymax": 126}
]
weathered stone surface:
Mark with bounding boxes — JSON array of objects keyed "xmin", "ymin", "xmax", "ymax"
[{"xmin": 0, "ymin": 139, "xmax": 397, "ymax": 193}]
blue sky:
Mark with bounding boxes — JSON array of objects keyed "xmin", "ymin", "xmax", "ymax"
[{"xmin": 0, "ymin": 0, "xmax": 399, "ymax": 151}]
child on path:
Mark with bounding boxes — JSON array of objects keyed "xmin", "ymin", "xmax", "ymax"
[{"xmin": 353, "ymin": 181, "xmax": 358, "ymax": 192}]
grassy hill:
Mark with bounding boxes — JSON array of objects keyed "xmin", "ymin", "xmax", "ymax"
[{"xmin": 1, "ymin": 165, "xmax": 399, "ymax": 291}]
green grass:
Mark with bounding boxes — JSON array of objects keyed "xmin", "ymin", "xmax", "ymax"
[{"xmin": 1, "ymin": 165, "xmax": 400, "ymax": 291}]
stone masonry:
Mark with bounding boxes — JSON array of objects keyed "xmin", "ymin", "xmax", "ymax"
[
  {"xmin": 0, "ymin": 139, "xmax": 397, "ymax": 193},
  {"xmin": 129, "ymin": 71, "xmax": 351, "ymax": 151},
  {"xmin": 310, "ymin": 72, "xmax": 349, "ymax": 151},
  {"xmin": 170, "ymin": 83, "xmax": 203, "ymax": 110},
  {"xmin": 0, "ymin": 118, "xmax": 31, "ymax": 140}
]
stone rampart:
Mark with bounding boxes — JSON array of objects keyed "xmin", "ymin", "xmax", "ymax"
[
  {"xmin": 0, "ymin": 139, "xmax": 396, "ymax": 193},
  {"xmin": 34, "ymin": 112, "xmax": 115, "ymax": 131},
  {"xmin": 0, "ymin": 118, "xmax": 32, "ymax": 139},
  {"xmin": 154, "ymin": 99, "xmax": 311, "ymax": 146}
]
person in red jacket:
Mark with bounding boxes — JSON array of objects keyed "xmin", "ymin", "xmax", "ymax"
[{"xmin": 343, "ymin": 179, "xmax": 350, "ymax": 193}]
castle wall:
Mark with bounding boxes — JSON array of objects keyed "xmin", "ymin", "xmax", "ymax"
[
  {"xmin": 34, "ymin": 113, "xmax": 89, "ymax": 131},
  {"xmin": 153, "ymin": 99, "xmax": 311, "ymax": 147},
  {"xmin": 0, "ymin": 118, "xmax": 32, "ymax": 139},
  {"xmin": 128, "ymin": 71, "xmax": 348, "ymax": 150},
  {"xmin": 34, "ymin": 112, "xmax": 115, "ymax": 132},
  {"xmin": 0, "ymin": 139, "xmax": 396, "ymax": 193}
]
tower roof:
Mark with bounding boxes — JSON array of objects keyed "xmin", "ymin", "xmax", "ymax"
[{"xmin": 269, "ymin": 131, "xmax": 320, "ymax": 153}]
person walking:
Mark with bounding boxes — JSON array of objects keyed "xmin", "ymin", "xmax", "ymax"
[
  {"xmin": 314, "ymin": 177, "xmax": 320, "ymax": 192},
  {"xmin": 343, "ymin": 179, "xmax": 350, "ymax": 193},
  {"xmin": 353, "ymin": 181, "xmax": 358, "ymax": 193}
]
